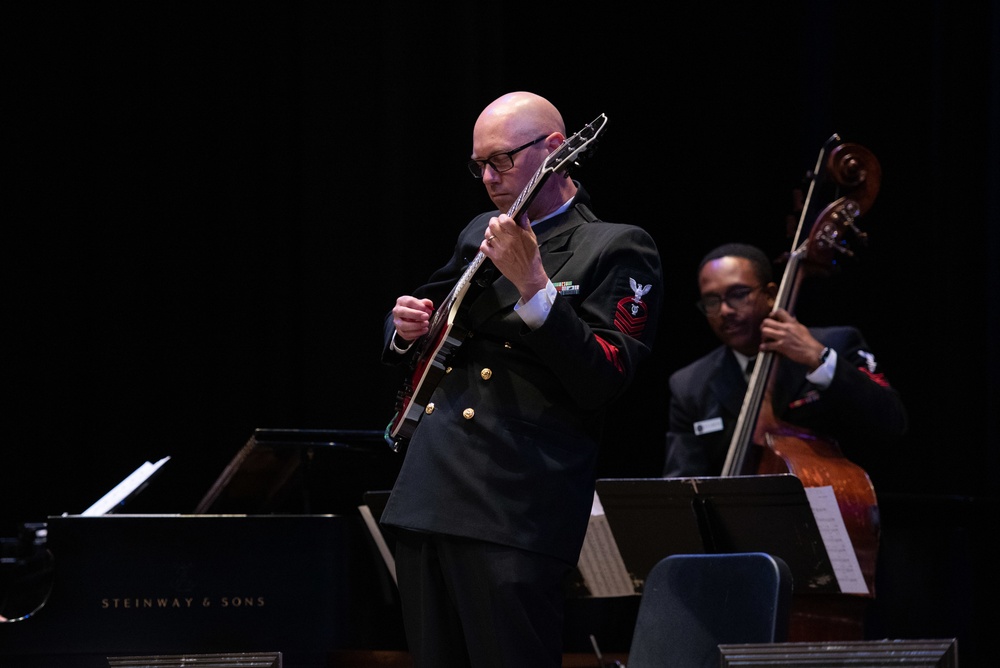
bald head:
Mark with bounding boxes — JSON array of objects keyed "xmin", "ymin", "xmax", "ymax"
[{"xmin": 474, "ymin": 91, "xmax": 566, "ymax": 149}]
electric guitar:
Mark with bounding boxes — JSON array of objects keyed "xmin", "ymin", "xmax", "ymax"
[{"xmin": 384, "ymin": 113, "xmax": 609, "ymax": 450}]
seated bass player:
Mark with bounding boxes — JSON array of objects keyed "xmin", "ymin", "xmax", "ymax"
[{"xmin": 664, "ymin": 242, "xmax": 907, "ymax": 478}]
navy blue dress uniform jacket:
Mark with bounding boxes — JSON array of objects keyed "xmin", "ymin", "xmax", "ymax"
[
  {"xmin": 380, "ymin": 188, "xmax": 663, "ymax": 565},
  {"xmin": 663, "ymin": 325, "xmax": 908, "ymax": 478}
]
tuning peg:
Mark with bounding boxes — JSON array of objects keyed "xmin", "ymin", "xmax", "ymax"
[{"xmin": 849, "ymin": 225, "xmax": 869, "ymax": 247}]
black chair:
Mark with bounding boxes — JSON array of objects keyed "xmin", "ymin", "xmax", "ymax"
[{"xmin": 625, "ymin": 552, "xmax": 793, "ymax": 668}]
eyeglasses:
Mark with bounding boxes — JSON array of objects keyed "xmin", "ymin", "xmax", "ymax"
[
  {"xmin": 695, "ymin": 285, "xmax": 762, "ymax": 315},
  {"xmin": 467, "ymin": 135, "xmax": 547, "ymax": 178}
]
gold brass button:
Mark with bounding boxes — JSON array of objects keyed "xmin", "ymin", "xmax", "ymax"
[
  {"xmin": 504, "ymin": 342, "xmax": 512, "ymax": 349},
  {"xmin": 425, "ymin": 403, "xmax": 435, "ymax": 415},
  {"xmin": 462, "ymin": 408, "xmax": 475, "ymax": 420},
  {"xmin": 480, "ymin": 368, "xmax": 493, "ymax": 380},
  {"xmin": 446, "ymin": 366, "xmax": 452, "ymax": 374}
]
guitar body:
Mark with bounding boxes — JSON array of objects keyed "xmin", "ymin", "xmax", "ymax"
[
  {"xmin": 387, "ymin": 272, "xmax": 478, "ymax": 445},
  {"xmin": 385, "ymin": 114, "xmax": 609, "ymax": 449}
]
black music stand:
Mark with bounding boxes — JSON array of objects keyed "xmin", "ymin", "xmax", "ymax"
[
  {"xmin": 195, "ymin": 428, "xmax": 401, "ymax": 515},
  {"xmin": 594, "ymin": 474, "xmax": 842, "ymax": 595}
]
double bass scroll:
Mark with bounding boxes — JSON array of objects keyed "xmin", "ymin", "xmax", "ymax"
[
  {"xmin": 784, "ymin": 139, "xmax": 882, "ymax": 307},
  {"xmin": 800, "ymin": 141, "xmax": 881, "ymax": 271}
]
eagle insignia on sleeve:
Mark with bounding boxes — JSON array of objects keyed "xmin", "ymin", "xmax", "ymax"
[{"xmin": 614, "ymin": 278, "xmax": 652, "ymax": 338}]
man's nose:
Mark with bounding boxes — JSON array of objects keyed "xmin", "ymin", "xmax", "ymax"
[{"xmin": 481, "ymin": 164, "xmax": 501, "ymax": 182}]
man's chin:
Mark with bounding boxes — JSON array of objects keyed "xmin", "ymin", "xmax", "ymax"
[
  {"xmin": 719, "ymin": 330, "xmax": 750, "ymax": 350},
  {"xmin": 490, "ymin": 193, "xmax": 512, "ymax": 210}
]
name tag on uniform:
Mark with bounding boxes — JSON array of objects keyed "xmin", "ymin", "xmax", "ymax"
[{"xmin": 694, "ymin": 417, "xmax": 724, "ymax": 435}]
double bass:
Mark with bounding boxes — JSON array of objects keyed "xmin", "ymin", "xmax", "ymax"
[{"xmin": 722, "ymin": 134, "xmax": 882, "ymax": 641}]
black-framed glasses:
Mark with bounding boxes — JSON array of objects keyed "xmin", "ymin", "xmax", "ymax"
[
  {"xmin": 695, "ymin": 285, "xmax": 762, "ymax": 315},
  {"xmin": 467, "ymin": 135, "xmax": 547, "ymax": 178}
]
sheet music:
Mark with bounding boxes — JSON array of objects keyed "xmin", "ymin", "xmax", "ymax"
[
  {"xmin": 576, "ymin": 492, "xmax": 637, "ymax": 597},
  {"xmin": 804, "ymin": 485, "xmax": 869, "ymax": 594},
  {"xmin": 81, "ymin": 456, "xmax": 171, "ymax": 516}
]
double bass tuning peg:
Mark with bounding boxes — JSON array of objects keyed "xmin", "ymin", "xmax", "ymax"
[
  {"xmin": 813, "ymin": 221, "xmax": 854, "ymax": 258},
  {"xmin": 847, "ymin": 221, "xmax": 869, "ymax": 248},
  {"xmin": 810, "ymin": 196, "xmax": 870, "ymax": 261}
]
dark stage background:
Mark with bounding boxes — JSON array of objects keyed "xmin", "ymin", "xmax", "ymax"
[{"xmin": 5, "ymin": 2, "xmax": 998, "ymax": 664}]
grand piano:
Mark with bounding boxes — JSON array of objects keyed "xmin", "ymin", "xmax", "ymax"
[
  {"xmin": 0, "ymin": 429, "xmax": 409, "ymax": 667},
  {"xmin": 0, "ymin": 429, "xmax": 639, "ymax": 668}
]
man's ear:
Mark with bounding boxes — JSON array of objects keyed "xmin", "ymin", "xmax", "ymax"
[{"xmin": 765, "ymin": 282, "xmax": 778, "ymax": 305}]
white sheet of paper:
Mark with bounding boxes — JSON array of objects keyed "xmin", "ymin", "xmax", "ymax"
[
  {"xmin": 804, "ymin": 485, "xmax": 869, "ymax": 594},
  {"xmin": 81, "ymin": 456, "xmax": 171, "ymax": 516},
  {"xmin": 576, "ymin": 492, "xmax": 636, "ymax": 597}
]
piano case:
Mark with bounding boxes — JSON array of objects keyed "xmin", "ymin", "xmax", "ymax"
[{"xmin": 0, "ymin": 513, "xmax": 405, "ymax": 667}]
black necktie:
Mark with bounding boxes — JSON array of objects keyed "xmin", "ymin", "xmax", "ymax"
[{"xmin": 744, "ymin": 356, "xmax": 756, "ymax": 380}]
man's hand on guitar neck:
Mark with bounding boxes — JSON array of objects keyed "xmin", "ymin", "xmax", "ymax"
[{"xmin": 481, "ymin": 213, "xmax": 549, "ymax": 305}]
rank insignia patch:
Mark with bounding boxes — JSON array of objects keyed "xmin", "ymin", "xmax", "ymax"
[{"xmin": 615, "ymin": 278, "xmax": 651, "ymax": 338}]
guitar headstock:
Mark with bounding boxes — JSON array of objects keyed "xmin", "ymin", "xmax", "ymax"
[
  {"xmin": 506, "ymin": 114, "xmax": 609, "ymax": 220},
  {"xmin": 543, "ymin": 113, "xmax": 608, "ymax": 177}
]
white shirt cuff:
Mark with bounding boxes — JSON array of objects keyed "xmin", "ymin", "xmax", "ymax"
[
  {"xmin": 390, "ymin": 330, "xmax": 415, "ymax": 354},
  {"xmin": 514, "ymin": 280, "xmax": 557, "ymax": 329},
  {"xmin": 805, "ymin": 347, "xmax": 837, "ymax": 389}
]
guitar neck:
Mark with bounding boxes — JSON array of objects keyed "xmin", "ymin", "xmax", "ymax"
[{"xmin": 507, "ymin": 162, "xmax": 551, "ymax": 222}]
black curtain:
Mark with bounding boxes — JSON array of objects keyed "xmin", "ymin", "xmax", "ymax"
[{"xmin": 5, "ymin": 1, "xmax": 998, "ymax": 660}]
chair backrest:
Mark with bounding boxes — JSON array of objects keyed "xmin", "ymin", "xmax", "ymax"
[{"xmin": 626, "ymin": 552, "xmax": 793, "ymax": 668}]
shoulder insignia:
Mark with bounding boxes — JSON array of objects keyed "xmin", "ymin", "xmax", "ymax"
[{"xmin": 615, "ymin": 277, "xmax": 652, "ymax": 338}]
